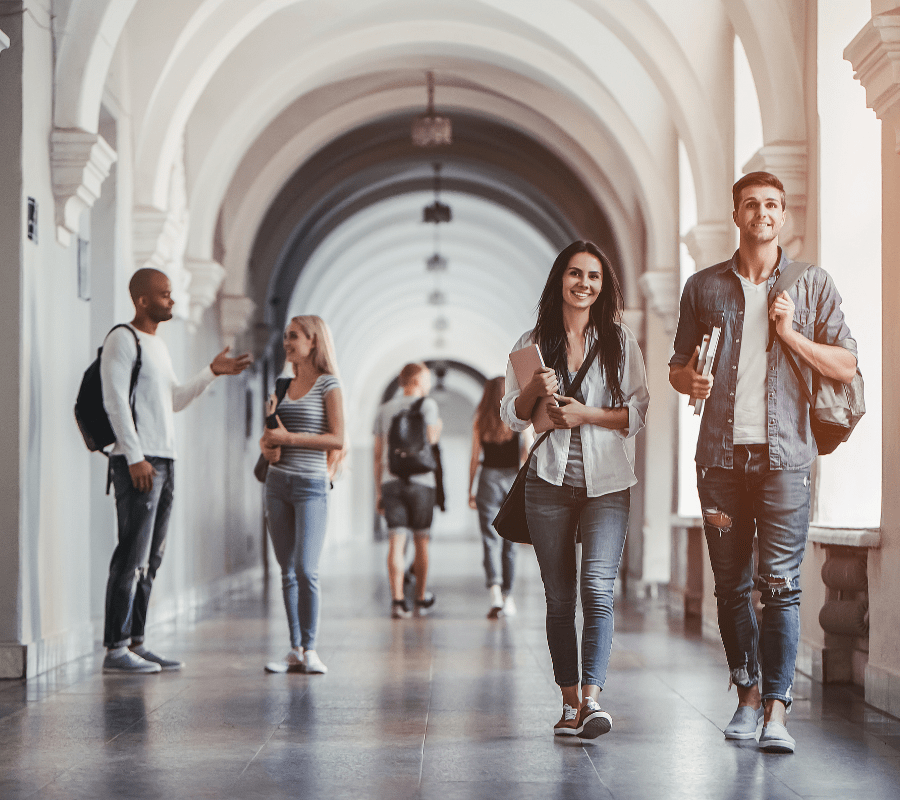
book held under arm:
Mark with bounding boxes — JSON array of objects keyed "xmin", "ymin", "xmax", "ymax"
[
  {"xmin": 509, "ymin": 344, "xmax": 557, "ymax": 433},
  {"xmin": 692, "ymin": 326, "xmax": 721, "ymax": 416}
]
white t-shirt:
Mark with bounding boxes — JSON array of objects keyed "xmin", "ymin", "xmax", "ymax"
[
  {"xmin": 100, "ymin": 325, "xmax": 216, "ymax": 463},
  {"xmin": 374, "ymin": 395, "xmax": 440, "ymax": 487},
  {"xmin": 733, "ymin": 274, "xmax": 768, "ymax": 444}
]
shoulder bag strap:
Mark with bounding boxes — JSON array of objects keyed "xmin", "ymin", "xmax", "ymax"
[
  {"xmin": 526, "ymin": 336, "xmax": 603, "ymax": 458},
  {"xmin": 766, "ymin": 261, "xmax": 811, "ymax": 352}
]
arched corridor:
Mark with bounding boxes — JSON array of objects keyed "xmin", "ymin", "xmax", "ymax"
[
  {"xmin": 3, "ymin": 0, "xmax": 900, "ymax": 790},
  {"xmin": 2, "ymin": 539, "xmax": 900, "ymax": 799}
]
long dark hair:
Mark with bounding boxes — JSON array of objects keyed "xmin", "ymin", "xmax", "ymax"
[
  {"xmin": 531, "ymin": 241, "xmax": 625, "ymax": 405},
  {"xmin": 474, "ymin": 377, "xmax": 515, "ymax": 444}
]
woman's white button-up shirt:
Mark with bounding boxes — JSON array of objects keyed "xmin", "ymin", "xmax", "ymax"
[{"xmin": 500, "ymin": 324, "xmax": 650, "ymax": 498}]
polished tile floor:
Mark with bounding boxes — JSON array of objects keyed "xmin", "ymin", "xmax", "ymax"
[{"xmin": 2, "ymin": 537, "xmax": 900, "ymax": 800}]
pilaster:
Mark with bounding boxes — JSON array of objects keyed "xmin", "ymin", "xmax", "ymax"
[
  {"xmin": 682, "ymin": 222, "xmax": 734, "ymax": 270},
  {"xmin": 132, "ymin": 205, "xmax": 184, "ymax": 271},
  {"xmin": 845, "ymin": 10, "xmax": 900, "ymax": 152},
  {"xmin": 743, "ymin": 143, "xmax": 808, "ymax": 257},
  {"xmin": 50, "ymin": 129, "xmax": 117, "ymax": 246}
]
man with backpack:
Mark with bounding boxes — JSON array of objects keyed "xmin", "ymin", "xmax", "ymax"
[
  {"xmin": 99, "ymin": 268, "xmax": 251, "ymax": 673},
  {"xmin": 668, "ymin": 172, "xmax": 858, "ymax": 753},
  {"xmin": 373, "ymin": 362, "xmax": 442, "ymax": 618}
]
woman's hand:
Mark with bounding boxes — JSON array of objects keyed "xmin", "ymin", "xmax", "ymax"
[
  {"xmin": 265, "ymin": 393, "xmax": 278, "ymax": 416},
  {"xmin": 547, "ymin": 395, "xmax": 590, "ymax": 429},
  {"xmin": 261, "ymin": 415, "xmax": 294, "ymax": 447},
  {"xmin": 527, "ymin": 367, "xmax": 558, "ymax": 398},
  {"xmin": 260, "ymin": 442, "xmax": 281, "ymax": 464}
]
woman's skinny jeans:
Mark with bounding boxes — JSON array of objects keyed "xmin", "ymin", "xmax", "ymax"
[
  {"xmin": 265, "ymin": 469, "xmax": 329, "ymax": 650},
  {"xmin": 525, "ymin": 476, "xmax": 629, "ymax": 688},
  {"xmin": 475, "ymin": 466, "xmax": 518, "ymax": 593}
]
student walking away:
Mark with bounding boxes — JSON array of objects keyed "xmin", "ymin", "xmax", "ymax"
[
  {"xmin": 101, "ymin": 268, "xmax": 251, "ymax": 674},
  {"xmin": 260, "ymin": 316, "xmax": 346, "ymax": 675},
  {"xmin": 669, "ymin": 172, "xmax": 858, "ymax": 754},
  {"xmin": 468, "ymin": 377, "xmax": 530, "ymax": 618},
  {"xmin": 500, "ymin": 241, "xmax": 649, "ymax": 739},
  {"xmin": 374, "ymin": 363, "xmax": 442, "ymax": 619}
]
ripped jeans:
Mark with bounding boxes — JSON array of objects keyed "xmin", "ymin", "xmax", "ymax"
[{"xmin": 697, "ymin": 444, "xmax": 810, "ymax": 707}]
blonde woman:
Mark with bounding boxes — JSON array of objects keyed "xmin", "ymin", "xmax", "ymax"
[
  {"xmin": 468, "ymin": 377, "xmax": 529, "ymax": 618},
  {"xmin": 261, "ymin": 316, "xmax": 345, "ymax": 674}
]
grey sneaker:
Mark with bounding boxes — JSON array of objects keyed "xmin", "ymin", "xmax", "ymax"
[
  {"xmin": 724, "ymin": 705, "xmax": 762, "ymax": 740},
  {"xmin": 103, "ymin": 650, "xmax": 161, "ymax": 674},
  {"xmin": 576, "ymin": 696, "xmax": 612, "ymax": 739},
  {"xmin": 132, "ymin": 648, "xmax": 184, "ymax": 671},
  {"xmin": 758, "ymin": 721, "xmax": 795, "ymax": 753},
  {"xmin": 415, "ymin": 592, "xmax": 436, "ymax": 616}
]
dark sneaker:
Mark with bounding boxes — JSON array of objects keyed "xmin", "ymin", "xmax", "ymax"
[
  {"xmin": 103, "ymin": 650, "xmax": 161, "ymax": 674},
  {"xmin": 553, "ymin": 704, "xmax": 579, "ymax": 736},
  {"xmin": 391, "ymin": 599, "xmax": 412, "ymax": 619},
  {"xmin": 131, "ymin": 648, "xmax": 184, "ymax": 671},
  {"xmin": 758, "ymin": 721, "xmax": 795, "ymax": 753},
  {"xmin": 415, "ymin": 592, "xmax": 436, "ymax": 616},
  {"xmin": 576, "ymin": 697, "xmax": 612, "ymax": 739},
  {"xmin": 724, "ymin": 705, "xmax": 762, "ymax": 740}
]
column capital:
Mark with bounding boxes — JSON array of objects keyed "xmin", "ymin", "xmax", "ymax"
[
  {"xmin": 638, "ymin": 270, "xmax": 679, "ymax": 334},
  {"xmin": 133, "ymin": 205, "xmax": 184, "ymax": 271},
  {"xmin": 682, "ymin": 222, "xmax": 734, "ymax": 270},
  {"xmin": 184, "ymin": 258, "xmax": 226, "ymax": 329},
  {"xmin": 845, "ymin": 10, "xmax": 900, "ymax": 152},
  {"xmin": 742, "ymin": 143, "xmax": 808, "ymax": 257},
  {"xmin": 50, "ymin": 129, "xmax": 117, "ymax": 246},
  {"xmin": 220, "ymin": 294, "xmax": 257, "ymax": 345}
]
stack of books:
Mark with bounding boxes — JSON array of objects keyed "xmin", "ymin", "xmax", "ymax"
[{"xmin": 693, "ymin": 326, "xmax": 721, "ymax": 416}]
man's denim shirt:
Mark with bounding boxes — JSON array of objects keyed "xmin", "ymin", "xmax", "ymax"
[{"xmin": 669, "ymin": 250, "xmax": 856, "ymax": 471}]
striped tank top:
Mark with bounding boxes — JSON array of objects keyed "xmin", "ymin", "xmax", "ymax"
[{"xmin": 270, "ymin": 373, "xmax": 340, "ymax": 478}]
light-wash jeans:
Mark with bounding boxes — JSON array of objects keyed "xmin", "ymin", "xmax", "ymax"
[
  {"xmin": 525, "ymin": 476, "xmax": 629, "ymax": 688},
  {"xmin": 698, "ymin": 443, "xmax": 811, "ymax": 707},
  {"xmin": 475, "ymin": 466, "xmax": 518, "ymax": 592},
  {"xmin": 265, "ymin": 469, "xmax": 329, "ymax": 650}
]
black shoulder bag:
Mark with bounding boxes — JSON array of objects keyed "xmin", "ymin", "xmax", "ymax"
[
  {"xmin": 767, "ymin": 262, "xmax": 865, "ymax": 455},
  {"xmin": 254, "ymin": 377, "xmax": 292, "ymax": 483},
  {"xmin": 492, "ymin": 338, "xmax": 601, "ymax": 545}
]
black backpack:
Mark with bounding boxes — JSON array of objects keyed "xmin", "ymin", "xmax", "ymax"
[
  {"xmin": 75, "ymin": 324, "xmax": 142, "ymax": 453},
  {"xmin": 387, "ymin": 397, "xmax": 437, "ymax": 480}
]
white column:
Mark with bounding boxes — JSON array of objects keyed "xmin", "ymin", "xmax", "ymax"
[
  {"xmin": 682, "ymin": 221, "xmax": 734, "ymax": 269},
  {"xmin": 220, "ymin": 294, "xmax": 256, "ymax": 346},
  {"xmin": 184, "ymin": 258, "xmax": 227, "ymax": 329},
  {"xmin": 845, "ymin": 1, "xmax": 900, "ymax": 718},
  {"xmin": 638, "ymin": 271, "xmax": 679, "ymax": 589}
]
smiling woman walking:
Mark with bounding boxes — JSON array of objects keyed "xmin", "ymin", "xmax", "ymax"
[{"xmin": 500, "ymin": 241, "xmax": 649, "ymax": 739}]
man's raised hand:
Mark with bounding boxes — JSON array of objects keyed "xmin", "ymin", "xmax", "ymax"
[{"xmin": 211, "ymin": 346, "xmax": 252, "ymax": 376}]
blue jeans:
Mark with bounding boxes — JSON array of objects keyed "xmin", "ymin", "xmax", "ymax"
[
  {"xmin": 476, "ymin": 467, "xmax": 518, "ymax": 592},
  {"xmin": 104, "ymin": 456, "xmax": 175, "ymax": 648},
  {"xmin": 265, "ymin": 469, "xmax": 329, "ymax": 650},
  {"xmin": 525, "ymin": 476, "xmax": 629, "ymax": 688},
  {"xmin": 697, "ymin": 444, "xmax": 811, "ymax": 707}
]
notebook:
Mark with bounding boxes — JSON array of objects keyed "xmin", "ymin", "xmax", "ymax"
[{"xmin": 509, "ymin": 344, "xmax": 556, "ymax": 433}]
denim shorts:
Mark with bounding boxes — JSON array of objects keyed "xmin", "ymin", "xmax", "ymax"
[{"xmin": 382, "ymin": 479, "xmax": 435, "ymax": 532}]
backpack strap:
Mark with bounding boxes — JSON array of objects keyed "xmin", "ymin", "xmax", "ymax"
[
  {"xmin": 273, "ymin": 376, "xmax": 291, "ymax": 407},
  {"xmin": 104, "ymin": 324, "xmax": 142, "ymax": 493},
  {"xmin": 766, "ymin": 261, "xmax": 812, "ymax": 352}
]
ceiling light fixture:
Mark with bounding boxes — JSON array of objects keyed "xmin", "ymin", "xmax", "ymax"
[{"xmin": 411, "ymin": 71, "xmax": 452, "ymax": 147}]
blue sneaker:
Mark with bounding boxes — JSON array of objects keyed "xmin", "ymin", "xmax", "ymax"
[
  {"xmin": 758, "ymin": 721, "xmax": 795, "ymax": 753},
  {"xmin": 724, "ymin": 705, "xmax": 762, "ymax": 740}
]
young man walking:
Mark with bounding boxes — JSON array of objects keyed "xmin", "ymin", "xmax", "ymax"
[
  {"xmin": 669, "ymin": 172, "xmax": 857, "ymax": 752},
  {"xmin": 101, "ymin": 268, "xmax": 251, "ymax": 673},
  {"xmin": 373, "ymin": 363, "xmax": 442, "ymax": 618}
]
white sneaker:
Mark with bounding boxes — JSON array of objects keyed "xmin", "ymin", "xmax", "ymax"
[
  {"xmin": 303, "ymin": 650, "xmax": 328, "ymax": 674},
  {"xmin": 103, "ymin": 650, "xmax": 161, "ymax": 674},
  {"xmin": 264, "ymin": 649, "xmax": 304, "ymax": 673},
  {"xmin": 502, "ymin": 596, "xmax": 517, "ymax": 617}
]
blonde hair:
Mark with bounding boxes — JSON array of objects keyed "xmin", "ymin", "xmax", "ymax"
[
  {"xmin": 474, "ymin": 377, "xmax": 515, "ymax": 444},
  {"xmin": 286, "ymin": 315, "xmax": 347, "ymax": 475}
]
